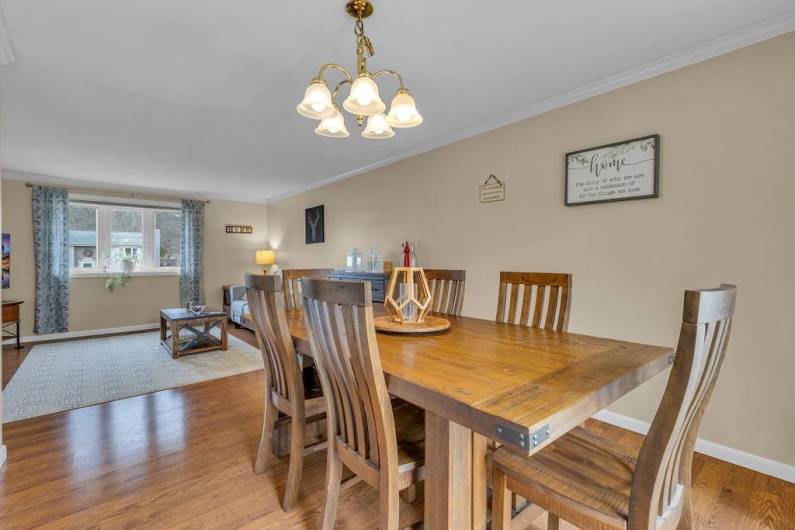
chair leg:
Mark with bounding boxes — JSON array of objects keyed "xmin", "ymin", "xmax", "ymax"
[
  {"xmin": 492, "ymin": 469, "xmax": 511, "ymax": 530},
  {"xmin": 321, "ymin": 442, "xmax": 342, "ymax": 530},
  {"xmin": 547, "ymin": 513, "xmax": 560, "ymax": 530},
  {"xmin": 254, "ymin": 395, "xmax": 277, "ymax": 473},
  {"xmin": 282, "ymin": 415, "xmax": 305, "ymax": 511},
  {"xmin": 379, "ymin": 477, "xmax": 400, "ymax": 530}
]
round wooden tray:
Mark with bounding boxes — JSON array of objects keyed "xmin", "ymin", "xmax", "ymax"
[{"xmin": 374, "ymin": 315, "xmax": 451, "ymax": 334}]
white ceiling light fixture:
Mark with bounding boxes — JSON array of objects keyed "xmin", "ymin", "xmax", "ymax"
[{"xmin": 296, "ymin": 0, "xmax": 423, "ymax": 140}]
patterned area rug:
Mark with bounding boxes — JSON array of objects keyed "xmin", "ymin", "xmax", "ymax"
[{"xmin": 2, "ymin": 331, "xmax": 263, "ymax": 423}]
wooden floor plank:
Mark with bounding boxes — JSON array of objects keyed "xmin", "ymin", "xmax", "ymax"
[{"xmin": 2, "ymin": 329, "xmax": 793, "ymax": 529}]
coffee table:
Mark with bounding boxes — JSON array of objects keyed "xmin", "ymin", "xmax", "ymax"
[{"xmin": 160, "ymin": 308, "xmax": 228, "ymax": 359}]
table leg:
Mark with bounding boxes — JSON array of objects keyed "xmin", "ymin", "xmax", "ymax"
[
  {"xmin": 220, "ymin": 319, "xmax": 228, "ymax": 351},
  {"xmin": 160, "ymin": 316, "xmax": 166, "ymax": 341},
  {"xmin": 471, "ymin": 432, "xmax": 489, "ymax": 530},
  {"xmin": 16, "ymin": 320, "xmax": 21, "ymax": 349},
  {"xmin": 424, "ymin": 411, "xmax": 472, "ymax": 530},
  {"xmin": 171, "ymin": 322, "xmax": 180, "ymax": 359}
]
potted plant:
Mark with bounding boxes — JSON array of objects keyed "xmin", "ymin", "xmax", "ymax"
[{"xmin": 120, "ymin": 254, "xmax": 137, "ymax": 273}]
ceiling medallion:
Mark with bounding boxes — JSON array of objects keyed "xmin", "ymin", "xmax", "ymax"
[{"xmin": 296, "ymin": 0, "xmax": 423, "ymax": 140}]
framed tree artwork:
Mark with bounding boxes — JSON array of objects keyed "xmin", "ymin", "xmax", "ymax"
[
  {"xmin": 305, "ymin": 205, "xmax": 324, "ymax": 244},
  {"xmin": 565, "ymin": 134, "xmax": 659, "ymax": 206}
]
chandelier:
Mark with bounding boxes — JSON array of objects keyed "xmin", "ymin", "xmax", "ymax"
[{"xmin": 296, "ymin": 0, "xmax": 423, "ymax": 139}]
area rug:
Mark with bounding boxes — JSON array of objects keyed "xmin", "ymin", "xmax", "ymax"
[{"xmin": 2, "ymin": 331, "xmax": 263, "ymax": 423}]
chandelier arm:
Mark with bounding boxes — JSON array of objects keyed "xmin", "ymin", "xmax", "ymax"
[
  {"xmin": 371, "ymin": 69, "xmax": 407, "ymax": 91},
  {"xmin": 331, "ymin": 79, "xmax": 353, "ymax": 106},
  {"xmin": 315, "ymin": 63, "xmax": 353, "ymax": 83}
]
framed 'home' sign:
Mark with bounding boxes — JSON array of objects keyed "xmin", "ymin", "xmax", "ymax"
[{"xmin": 565, "ymin": 134, "xmax": 659, "ymax": 206}]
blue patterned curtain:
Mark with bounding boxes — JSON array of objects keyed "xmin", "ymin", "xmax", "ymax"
[
  {"xmin": 32, "ymin": 186, "xmax": 70, "ymax": 334},
  {"xmin": 180, "ymin": 200, "xmax": 205, "ymax": 305}
]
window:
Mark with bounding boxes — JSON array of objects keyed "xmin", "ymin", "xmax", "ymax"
[
  {"xmin": 69, "ymin": 204, "xmax": 98, "ymax": 268},
  {"xmin": 69, "ymin": 200, "xmax": 181, "ymax": 274}
]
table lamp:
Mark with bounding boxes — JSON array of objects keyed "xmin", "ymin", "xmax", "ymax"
[{"xmin": 255, "ymin": 249, "xmax": 276, "ymax": 274}]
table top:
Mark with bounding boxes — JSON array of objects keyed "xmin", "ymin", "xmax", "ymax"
[
  {"xmin": 285, "ymin": 309, "xmax": 673, "ymax": 455},
  {"xmin": 2, "ymin": 300, "xmax": 23, "ymax": 306},
  {"xmin": 160, "ymin": 308, "xmax": 226, "ymax": 321}
]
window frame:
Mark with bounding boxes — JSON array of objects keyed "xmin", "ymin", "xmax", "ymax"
[{"xmin": 69, "ymin": 198, "xmax": 181, "ymax": 277}]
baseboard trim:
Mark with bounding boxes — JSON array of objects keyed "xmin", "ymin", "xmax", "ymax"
[
  {"xmin": 593, "ymin": 410, "xmax": 795, "ymax": 484},
  {"xmin": 2, "ymin": 323, "xmax": 160, "ymax": 346}
]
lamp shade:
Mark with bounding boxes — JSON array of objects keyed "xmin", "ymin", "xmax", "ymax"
[
  {"xmin": 343, "ymin": 75, "xmax": 386, "ymax": 116},
  {"xmin": 362, "ymin": 113, "xmax": 395, "ymax": 139},
  {"xmin": 386, "ymin": 90, "xmax": 423, "ymax": 128},
  {"xmin": 315, "ymin": 107, "xmax": 350, "ymax": 138},
  {"xmin": 255, "ymin": 250, "xmax": 276, "ymax": 266},
  {"xmin": 296, "ymin": 80, "xmax": 336, "ymax": 119}
]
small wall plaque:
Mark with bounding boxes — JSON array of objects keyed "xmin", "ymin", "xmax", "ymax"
[
  {"xmin": 479, "ymin": 174, "xmax": 505, "ymax": 203},
  {"xmin": 225, "ymin": 225, "xmax": 253, "ymax": 234}
]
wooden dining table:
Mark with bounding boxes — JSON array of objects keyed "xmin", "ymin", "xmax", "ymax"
[{"xmin": 283, "ymin": 309, "xmax": 673, "ymax": 530}]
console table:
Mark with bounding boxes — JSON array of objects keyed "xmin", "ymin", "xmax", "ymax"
[
  {"xmin": 330, "ymin": 270, "xmax": 391, "ymax": 302},
  {"xmin": 2, "ymin": 300, "xmax": 23, "ymax": 348}
]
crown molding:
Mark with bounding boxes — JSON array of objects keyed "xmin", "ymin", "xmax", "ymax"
[
  {"xmin": 0, "ymin": 4, "xmax": 15, "ymax": 65},
  {"xmin": 265, "ymin": 12, "xmax": 795, "ymax": 204},
  {"xmin": 1, "ymin": 169, "xmax": 271, "ymax": 204}
]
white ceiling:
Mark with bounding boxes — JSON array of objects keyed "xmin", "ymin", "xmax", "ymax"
[{"xmin": 1, "ymin": 1, "xmax": 793, "ymax": 202}]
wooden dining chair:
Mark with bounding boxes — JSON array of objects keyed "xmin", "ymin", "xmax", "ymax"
[
  {"xmin": 424, "ymin": 268, "xmax": 466, "ymax": 316},
  {"xmin": 282, "ymin": 268, "xmax": 334, "ymax": 311},
  {"xmin": 495, "ymin": 272, "xmax": 572, "ymax": 331},
  {"xmin": 301, "ymin": 278, "xmax": 425, "ymax": 530},
  {"xmin": 491, "ymin": 284, "xmax": 737, "ymax": 530},
  {"xmin": 245, "ymin": 274, "xmax": 327, "ymax": 512}
]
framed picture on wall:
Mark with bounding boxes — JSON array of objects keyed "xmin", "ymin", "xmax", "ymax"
[
  {"xmin": 305, "ymin": 205, "xmax": 324, "ymax": 244},
  {"xmin": 565, "ymin": 134, "xmax": 659, "ymax": 206}
]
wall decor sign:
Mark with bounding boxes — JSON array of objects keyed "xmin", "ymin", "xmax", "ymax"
[
  {"xmin": 305, "ymin": 205, "xmax": 325, "ymax": 244},
  {"xmin": 225, "ymin": 225, "xmax": 253, "ymax": 234},
  {"xmin": 479, "ymin": 174, "xmax": 505, "ymax": 203},
  {"xmin": 2, "ymin": 233, "xmax": 9, "ymax": 288},
  {"xmin": 565, "ymin": 134, "xmax": 659, "ymax": 206}
]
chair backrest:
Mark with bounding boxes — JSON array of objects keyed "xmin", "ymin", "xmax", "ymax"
[
  {"xmin": 246, "ymin": 274, "xmax": 303, "ymax": 410},
  {"xmin": 495, "ymin": 272, "xmax": 572, "ymax": 331},
  {"xmin": 301, "ymin": 278, "xmax": 398, "ymax": 485},
  {"xmin": 629, "ymin": 284, "xmax": 736, "ymax": 530},
  {"xmin": 424, "ymin": 269, "xmax": 466, "ymax": 316},
  {"xmin": 282, "ymin": 268, "xmax": 335, "ymax": 310}
]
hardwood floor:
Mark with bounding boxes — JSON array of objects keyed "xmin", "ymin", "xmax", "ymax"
[{"xmin": 1, "ymin": 329, "xmax": 793, "ymax": 529}]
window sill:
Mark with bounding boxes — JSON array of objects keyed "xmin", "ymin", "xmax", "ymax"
[{"xmin": 70, "ymin": 270, "xmax": 180, "ymax": 279}]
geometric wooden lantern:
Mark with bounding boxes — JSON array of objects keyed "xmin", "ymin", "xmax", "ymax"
[{"xmin": 384, "ymin": 267, "xmax": 432, "ymax": 324}]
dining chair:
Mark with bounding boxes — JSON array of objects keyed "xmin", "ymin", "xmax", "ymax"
[
  {"xmin": 301, "ymin": 278, "xmax": 425, "ymax": 530},
  {"xmin": 495, "ymin": 272, "xmax": 572, "ymax": 331},
  {"xmin": 282, "ymin": 268, "xmax": 335, "ymax": 310},
  {"xmin": 424, "ymin": 268, "xmax": 466, "ymax": 316},
  {"xmin": 245, "ymin": 274, "xmax": 327, "ymax": 511},
  {"xmin": 491, "ymin": 284, "xmax": 737, "ymax": 530}
]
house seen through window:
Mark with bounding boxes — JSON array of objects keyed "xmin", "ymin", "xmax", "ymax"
[{"xmin": 69, "ymin": 200, "xmax": 181, "ymax": 273}]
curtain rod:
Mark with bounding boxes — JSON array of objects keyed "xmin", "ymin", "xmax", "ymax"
[{"xmin": 24, "ymin": 182, "xmax": 211, "ymax": 203}]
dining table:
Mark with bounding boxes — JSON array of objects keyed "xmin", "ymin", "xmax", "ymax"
[{"xmin": 283, "ymin": 309, "xmax": 673, "ymax": 530}]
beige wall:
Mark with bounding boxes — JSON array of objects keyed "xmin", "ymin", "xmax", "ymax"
[
  {"xmin": 0, "ymin": 180, "xmax": 268, "ymax": 336},
  {"xmin": 268, "ymin": 33, "xmax": 795, "ymax": 466}
]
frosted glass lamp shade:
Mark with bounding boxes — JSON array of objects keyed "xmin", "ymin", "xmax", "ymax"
[
  {"xmin": 296, "ymin": 80, "xmax": 335, "ymax": 119},
  {"xmin": 343, "ymin": 75, "xmax": 386, "ymax": 116},
  {"xmin": 255, "ymin": 250, "xmax": 276, "ymax": 266},
  {"xmin": 386, "ymin": 90, "xmax": 423, "ymax": 128},
  {"xmin": 362, "ymin": 113, "xmax": 395, "ymax": 139},
  {"xmin": 315, "ymin": 108, "xmax": 350, "ymax": 138}
]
